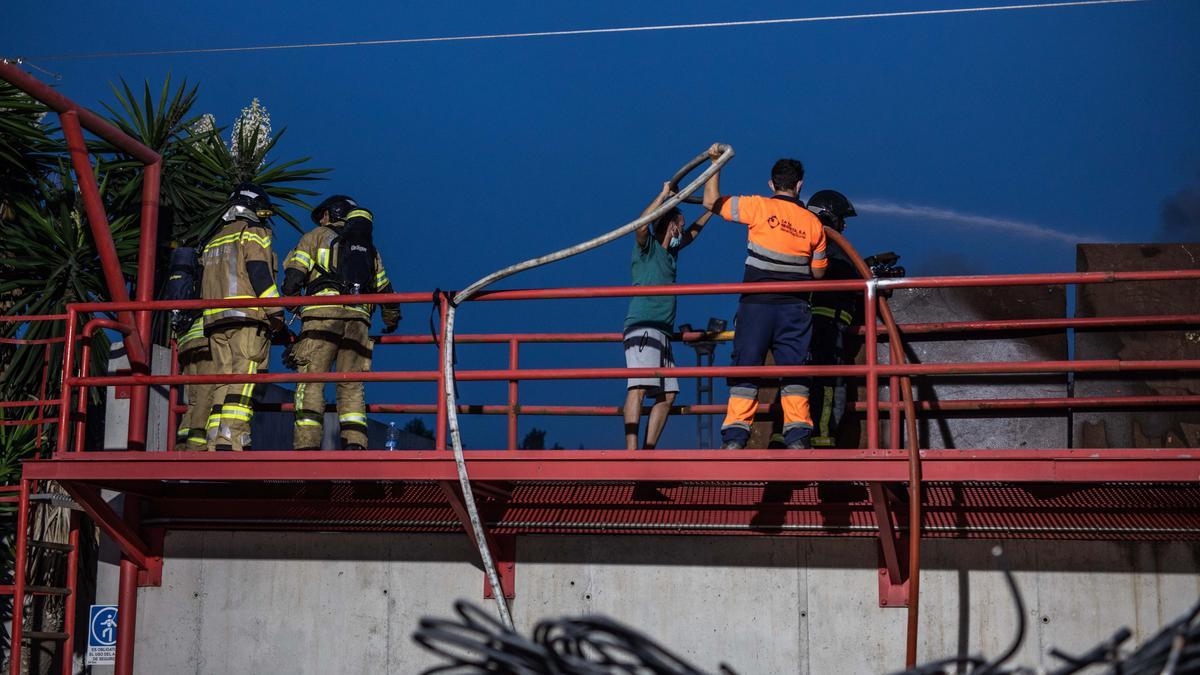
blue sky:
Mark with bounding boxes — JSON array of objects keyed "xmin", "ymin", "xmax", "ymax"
[{"xmin": 4, "ymin": 1, "xmax": 1199, "ymax": 449}]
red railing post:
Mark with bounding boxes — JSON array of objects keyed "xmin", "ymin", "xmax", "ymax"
[
  {"xmin": 114, "ymin": 493, "xmax": 141, "ymax": 675},
  {"xmin": 55, "ymin": 308, "xmax": 77, "ymax": 454},
  {"xmin": 61, "ymin": 510, "xmax": 81, "ymax": 675},
  {"xmin": 167, "ymin": 340, "xmax": 180, "ymax": 451},
  {"xmin": 889, "ymin": 354, "xmax": 902, "ymax": 451},
  {"xmin": 507, "ymin": 339, "xmax": 519, "ymax": 450},
  {"xmin": 865, "ymin": 283, "xmax": 879, "ymax": 451},
  {"xmin": 114, "ymin": 558, "xmax": 138, "ymax": 675},
  {"xmin": 436, "ymin": 294, "xmax": 449, "ymax": 450},
  {"xmin": 58, "ymin": 112, "xmax": 146, "ymax": 371},
  {"xmin": 8, "ymin": 479, "xmax": 31, "ymax": 675},
  {"xmin": 74, "ymin": 339, "xmax": 91, "ymax": 453},
  {"xmin": 128, "ymin": 160, "xmax": 161, "ymax": 452}
]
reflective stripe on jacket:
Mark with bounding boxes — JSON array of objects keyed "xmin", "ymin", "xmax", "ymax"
[
  {"xmin": 176, "ymin": 316, "xmax": 207, "ymax": 350},
  {"xmin": 720, "ymin": 194, "xmax": 827, "ymax": 303},
  {"xmin": 200, "ymin": 219, "xmax": 281, "ymax": 327},
  {"xmin": 283, "ymin": 224, "xmax": 390, "ymax": 321}
]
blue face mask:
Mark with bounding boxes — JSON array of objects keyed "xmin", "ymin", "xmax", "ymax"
[{"xmin": 668, "ymin": 234, "xmax": 683, "ymax": 250}]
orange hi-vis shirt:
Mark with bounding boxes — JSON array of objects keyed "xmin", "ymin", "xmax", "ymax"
[{"xmin": 718, "ymin": 194, "xmax": 828, "ymax": 304}]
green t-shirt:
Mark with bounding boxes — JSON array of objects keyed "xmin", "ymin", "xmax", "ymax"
[{"xmin": 624, "ymin": 236, "xmax": 677, "ymax": 332}]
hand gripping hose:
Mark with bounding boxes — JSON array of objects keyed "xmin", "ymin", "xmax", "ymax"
[{"xmin": 442, "ymin": 144, "xmax": 736, "ymax": 629}]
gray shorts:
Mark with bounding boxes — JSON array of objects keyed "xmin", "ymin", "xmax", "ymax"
[{"xmin": 624, "ymin": 327, "xmax": 679, "ymax": 393}]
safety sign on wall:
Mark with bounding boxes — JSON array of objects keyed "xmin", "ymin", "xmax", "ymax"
[{"xmin": 86, "ymin": 605, "xmax": 118, "ymax": 666}]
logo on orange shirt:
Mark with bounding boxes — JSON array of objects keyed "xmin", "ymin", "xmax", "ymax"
[{"xmin": 766, "ymin": 215, "xmax": 807, "ymax": 239}]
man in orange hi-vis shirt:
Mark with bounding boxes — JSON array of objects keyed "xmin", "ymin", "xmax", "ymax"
[{"xmin": 701, "ymin": 144, "xmax": 828, "ymax": 449}]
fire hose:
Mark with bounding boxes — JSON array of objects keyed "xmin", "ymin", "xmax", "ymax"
[
  {"xmin": 824, "ymin": 227, "xmax": 924, "ymax": 666},
  {"xmin": 441, "ymin": 144, "xmax": 736, "ymax": 629}
]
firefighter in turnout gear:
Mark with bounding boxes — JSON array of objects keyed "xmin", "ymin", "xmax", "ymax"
[
  {"xmin": 282, "ymin": 196, "xmax": 401, "ymax": 450},
  {"xmin": 200, "ymin": 184, "xmax": 286, "ymax": 451},
  {"xmin": 162, "ymin": 243, "xmax": 215, "ymax": 450},
  {"xmin": 174, "ymin": 315, "xmax": 214, "ymax": 450},
  {"xmin": 805, "ymin": 190, "xmax": 859, "ymax": 448}
]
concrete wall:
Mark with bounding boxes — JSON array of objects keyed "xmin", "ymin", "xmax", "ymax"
[{"xmin": 121, "ymin": 532, "xmax": 1199, "ymax": 675}]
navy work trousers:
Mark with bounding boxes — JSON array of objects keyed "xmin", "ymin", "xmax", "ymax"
[{"xmin": 721, "ymin": 300, "xmax": 814, "ymax": 446}]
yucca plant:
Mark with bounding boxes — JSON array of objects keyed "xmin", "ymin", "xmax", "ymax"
[
  {"xmin": 101, "ymin": 80, "xmax": 327, "ymax": 246},
  {"xmin": 0, "ymin": 82, "xmax": 55, "ymax": 190},
  {"xmin": 184, "ymin": 96, "xmax": 328, "ymax": 236},
  {"xmin": 0, "ymin": 76, "xmax": 334, "ymax": 670},
  {"xmin": 0, "ymin": 164, "xmax": 137, "ymax": 413},
  {"xmin": 0, "ymin": 82, "xmax": 58, "ymax": 314},
  {"xmin": 98, "ymin": 76, "xmax": 223, "ymax": 248},
  {"xmin": 0, "ymin": 76, "xmax": 330, "ymax": 458}
]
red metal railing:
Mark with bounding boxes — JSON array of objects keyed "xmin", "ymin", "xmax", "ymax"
[
  {"xmin": 0, "ymin": 64, "xmax": 164, "ymax": 675},
  {"xmin": 47, "ymin": 269, "xmax": 1200, "ymax": 456},
  {"xmin": 1, "ymin": 60, "xmax": 161, "ymax": 459},
  {"xmin": 6, "ymin": 269, "xmax": 1200, "ymax": 675},
  {"xmin": 0, "ymin": 316, "xmax": 67, "ymax": 449}
]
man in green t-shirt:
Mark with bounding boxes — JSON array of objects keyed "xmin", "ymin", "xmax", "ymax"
[{"xmin": 623, "ymin": 182, "xmax": 715, "ymax": 449}]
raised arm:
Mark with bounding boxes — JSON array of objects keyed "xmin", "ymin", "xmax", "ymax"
[
  {"xmin": 702, "ymin": 143, "xmax": 724, "ymax": 213},
  {"xmin": 677, "ymin": 209, "xmax": 714, "ymax": 250},
  {"xmin": 637, "ymin": 182, "xmax": 673, "ymax": 248}
]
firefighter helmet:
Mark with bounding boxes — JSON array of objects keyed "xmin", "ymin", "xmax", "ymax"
[
  {"xmin": 310, "ymin": 195, "xmax": 359, "ymax": 225},
  {"xmin": 807, "ymin": 189, "xmax": 856, "ymax": 231},
  {"xmin": 229, "ymin": 183, "xmax": 275, "ymax": 218}
]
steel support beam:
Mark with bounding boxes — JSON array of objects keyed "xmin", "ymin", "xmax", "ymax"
[
  {"xmin": 58, "ymin": 482, "xmax": 150, "ymax": 569},
  {"xmin": 439, "ymin": 481, "xmax": 516, "ymax": 599},
  {"xmin": 869, "ymin": 483, "xmax": 909, "ymax": 608},
  {"xmin": 24, "ymin": 449, "xmax": 1200, "ymax": 484}
]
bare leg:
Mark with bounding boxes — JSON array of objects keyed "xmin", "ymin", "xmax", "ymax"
[
  {"xmin": 643, "ymin": 391, "xmax": 676, "ymax": 449},
  {"xmin": 624, "ymin": 387, "xmax": 646, "ymax": 450}
]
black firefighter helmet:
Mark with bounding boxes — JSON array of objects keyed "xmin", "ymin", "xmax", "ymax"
[
  {"xmin": 228, "ymin": 182, "xmax": 275, "ymax": 220},
  {"xmin": 807, "ymin": 189, "xmax": 857, "ymax": 231},
  {"xmin": 310, "ymin": 195, "xmax": 359, "ymax": 225}
]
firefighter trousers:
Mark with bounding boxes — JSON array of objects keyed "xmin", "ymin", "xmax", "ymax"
[
  {"xmin": 176, "ymin": 342, "xmax": 215, "ymax": 451},
  {"xmin": 807, "ymin": 314, "xmax": 849, "ymax": 448},
  {"xmin": 206, "ymin": 323, "xmax": 270, "ymax": 451},
  {"xmin": 722, "ymin": 301, "xmax": 814, "ymax": 447},
  {"xmin": 292, "ymin": 317, "xmax": 373, "ymax": 449}
]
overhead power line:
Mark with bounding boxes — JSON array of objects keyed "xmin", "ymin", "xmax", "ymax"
[{"xmin": 25, "ymin": 0, "xmax": 1147, "ymax": 62}]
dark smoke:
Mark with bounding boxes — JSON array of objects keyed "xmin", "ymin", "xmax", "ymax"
[{"xmin": 1160, "ymin": 177, "xmax": 1200, "ymax": 242}]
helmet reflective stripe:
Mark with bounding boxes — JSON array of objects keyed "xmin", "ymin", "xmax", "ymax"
[{"xmin": 222, "ymin": 205, "xmax": 260, "ymax": 223}]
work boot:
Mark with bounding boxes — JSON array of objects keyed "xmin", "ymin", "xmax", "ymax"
[
  {"xmin": 786, "ymin": 439, "xmax": 812, "ymax": 450},
  {"xmin": 344, "ymin": 443, "xmax": 366, "ymax": 451},
  {"xmin": 721, "ymin": 440, "xmax": 746, "ymax": 450}
]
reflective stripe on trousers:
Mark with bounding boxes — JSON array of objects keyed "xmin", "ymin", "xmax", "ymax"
[
  {"xmin": 721, "ymin": 301, "xmax": 814, "ymax": 446},
  {"xmin": 292, "ymin": 317, "xmax": 374, "ymax": 449},
  {"xmin": 205, "ymin": 324, "xmax": 270, "ymax": 451}
]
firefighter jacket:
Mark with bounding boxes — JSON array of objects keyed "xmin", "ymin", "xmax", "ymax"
[
  {"xmin": 810, "ymin": 240, "xmax": 860, "ymax": 326},
  {"xmin": 281, "ymin": 222, "xmax": 400, "ymax": 323},
  {"xmin": 176, "ymin": 315, "xmax": 207, "ymax": 352},
  {"xmin": 200, "ymin": 219, "xmax": 283, "ymax": 328}
]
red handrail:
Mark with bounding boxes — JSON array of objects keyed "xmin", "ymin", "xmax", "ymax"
[{"xmin": 44, "ymin": 272, "xmax": 1200, "ymax": 455}]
